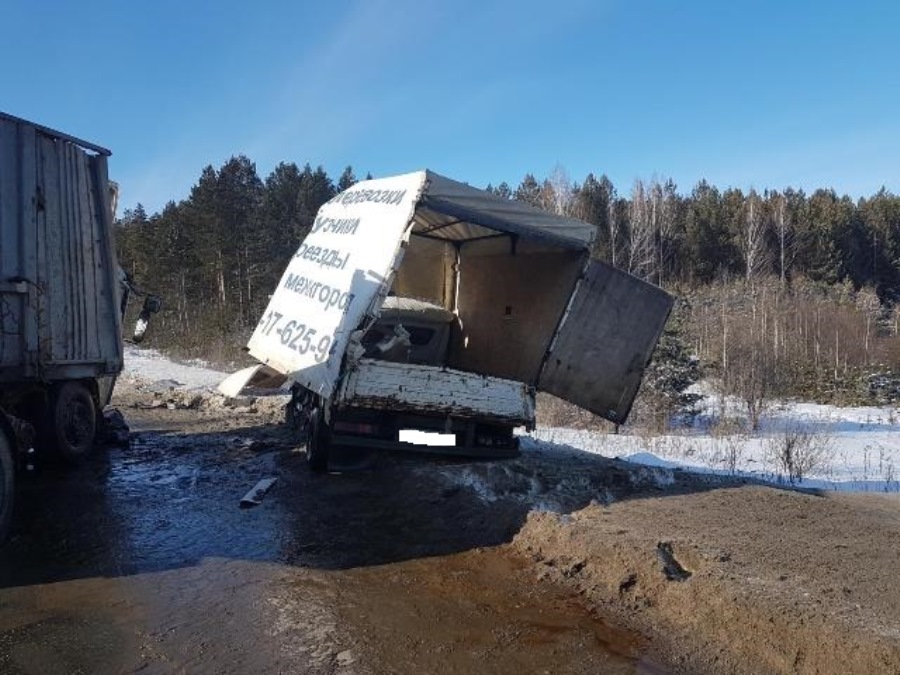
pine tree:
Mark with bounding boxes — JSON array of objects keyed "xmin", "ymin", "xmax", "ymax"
[
  {"xmin": 633, "ymin": 299, "xmax": 702, "ymax": 430},
  {"xmin": 337, "ymin": 166, "xmax": 357, "ymax": 192},
  {"xmin": 256, "ymin": 162, "xmax": 305, "ymax": 309},
  {"xmin": 494, "ymin": 182, "xmax": 512, "ymax": 200},
  {"xmin": 187, "ymin": 157, "xmax": 263, "ymax": 327},
  {"xmin": 685, "ymin": 180, "xmax": 739, "ymax": 283},
  {"xmin": 514, "ymin": 174, "xmax": 542, "ymax": 208},
  {"xmin": 295, "ymin": 164, "xmax": 335, "ymax": 242}
]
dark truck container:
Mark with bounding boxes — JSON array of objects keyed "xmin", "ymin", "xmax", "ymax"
[{"xmin": 0, "ymin": 112, "xmax": 157, "ymax": 540}]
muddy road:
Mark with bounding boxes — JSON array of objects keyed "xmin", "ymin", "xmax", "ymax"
[
  {"xmin": 4, "ymin": 381, "xmax": 899, "ymax": 674},
  {"xmin": 0, "ymin": 384, "xmax": 661, "ymax": 674}
]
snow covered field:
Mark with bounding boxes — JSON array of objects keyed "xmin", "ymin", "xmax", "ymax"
[
  {"xmin": 121, "ymin": 346, "xmax": 900, "ymax": 493},
  {"xmin": 525, "ymin": 397, "xmax": 900, "ymax": 492}
]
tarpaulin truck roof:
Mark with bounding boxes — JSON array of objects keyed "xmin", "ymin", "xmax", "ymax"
[{"xmin": 246, "ymin": 170, "xmax": 673, "ymax": 424}]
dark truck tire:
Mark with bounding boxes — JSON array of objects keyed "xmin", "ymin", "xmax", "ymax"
[
  {"xmin": 48, "ymin": 382, "xmax": 97, "ymax": 464},
  {"xmin": 306, "ymin": 407, "xmax": 331, "ymax": 473},
  {"xmin": 0, "ymin": 427, "xmax": 15, "ymax": 544}
]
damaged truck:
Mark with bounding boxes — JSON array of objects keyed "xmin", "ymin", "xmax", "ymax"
[
  {"xmin": 0, "ymin": 113, "xmax": 159, "ymax": 541},
  {"xmin": 230, "ymin": 170, "xmax": 674, "ymax": 470}
]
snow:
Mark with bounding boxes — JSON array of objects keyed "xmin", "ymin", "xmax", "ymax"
[
  {"xmin": 523, "ymin": 399, "xmax": 900, "ymax": 492},
  {"xmin": 121, "ymin": 344, "xmax": 228, "ymax": 392},
  {"xmin": 121, "ymin": 346, "xmax": 900, "ymax": 493}
]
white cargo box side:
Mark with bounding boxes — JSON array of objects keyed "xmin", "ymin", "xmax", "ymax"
[
  {"xmin": 336, "ymin": 359, "xmax": 535, "ymax": 427},
  {"xmin": 247, "ymin": 172, "xmax": 425, "ymax": 399}
]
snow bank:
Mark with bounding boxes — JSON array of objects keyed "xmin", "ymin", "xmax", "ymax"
[
  {"xmin": 524, "ymin": 400, "xmax": 900, "ymax": 493},
  {"xmin": 121, "ymin": 344, "xmax": 228, "ymax": 392}
]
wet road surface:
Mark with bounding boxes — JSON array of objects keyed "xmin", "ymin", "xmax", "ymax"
[{"xmin": 0, "ymin": 396, "xmax": 662, "ymax": 673}]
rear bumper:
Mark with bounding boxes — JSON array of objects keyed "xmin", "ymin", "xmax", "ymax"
[
  {"xmin": 328, "ymin": 407, "xmax": 521, "ymax": 458},
  {"xmin": 329, "ymin": 432, "xmax": 520, "ymax": 458}
]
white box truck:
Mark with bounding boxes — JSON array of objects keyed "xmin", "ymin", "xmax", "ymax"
[{"xmin": 231, "ymin": 170, "xmax": 674, "ymax": 470}]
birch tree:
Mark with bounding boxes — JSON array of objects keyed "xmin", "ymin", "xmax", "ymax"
[
  {"xmin": 649, "ymin": 178, "xmax": 677, "ymax": 286},
  {"xmin": 546, "ymin": 163, "xmax": 574, "ymax": 216},
  {"xmin": 742, "ymin": 188, "xmax": 769, "ymax": 283},
  {"xmin": 855, "ymin": 288, "xmax": 880, "ymax": 364},
  {"xmin": 772, "ymin": 192, "xmax": 791, "ymax": 285},
  {"xmin": 628, "ymin": 179, "xmax": 656, "ymax": 280},
  {"xmin": 608, "ymin": 195, "xmax": 621, "ymax": 267}
]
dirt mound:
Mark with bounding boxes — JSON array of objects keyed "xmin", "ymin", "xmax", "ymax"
[{"xmin": 512, "ymin": 487, "xmax": 900, "ymax": 674}]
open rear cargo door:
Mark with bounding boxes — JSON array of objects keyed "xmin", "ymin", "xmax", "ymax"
[{"xmin": 537, "ymin": 261, "xmax": 674, "ymax": 424}]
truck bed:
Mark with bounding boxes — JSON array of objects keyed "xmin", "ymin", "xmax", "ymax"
[{"xmin": 335, "ymin": 359, "xmax": 535, "ymax": 426}]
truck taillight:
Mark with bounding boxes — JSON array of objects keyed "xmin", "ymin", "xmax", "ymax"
[{"xmin": 333, "ymin": 421, "xmax": 379, "ymax": 436}]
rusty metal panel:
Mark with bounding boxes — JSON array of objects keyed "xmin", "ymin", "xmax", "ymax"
[
  {"xmin": 0, "ymin": 114, "xmax": 122, "ymax": 383},
  {"xmin": 537, "ymin": 260, "xmax": 674, "ymax": 424},
  {"xmin": 0, "ymin": 117, "xmax": 33, "ymax": 378}
]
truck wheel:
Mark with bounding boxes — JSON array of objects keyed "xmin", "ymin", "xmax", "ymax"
[
  {"xmin": 0, "ymin": 429, "xmax": 14, "ymax": 543},
  {"xmin": 306, "ymin": 407, "xmax": 330, "ymax": 473},
  {"xmin": 49, "ymin": 382, "xmax": 97, "ymax": 464}
]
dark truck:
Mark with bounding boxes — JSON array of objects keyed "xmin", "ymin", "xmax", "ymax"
[{"xmin": 0, "ymin": 113, "xmax": 158, "ymax": 540}]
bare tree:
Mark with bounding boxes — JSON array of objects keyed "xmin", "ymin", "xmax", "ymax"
[
  {"xmin": 650, "ymin": 178, "xmax": 677, "ymax": 286},
  {"xmin": 773, "ymin": 192, "xmax": 792, "ymax": 286},
  {"xmin": 607, "ymin": 197, "xmax": 620, "ymax": 267},
  {"xmin": 766, "ymin": 425, "xmax": 833, "ymax": 485},
  {"xmin": 628, "ymin": 179, "xmax": 656, "ymax": 280},
  {"xmin": 855, "ymin": 288, "xmax": 881, "ymax": 364},
  {"xmin": 546, "ymin": 163, "xmax": 574, "ymax": 216},
  {"xmin": 720, "ymin": 300, "xmax": 779, "ymax": 430},
  {"xmin": 648, "ymin": 178, "xmax": 660, "ymax": 275},
  {"xmin": 742, "ymin": 189, "xmax": 769, "ymax": 283}
]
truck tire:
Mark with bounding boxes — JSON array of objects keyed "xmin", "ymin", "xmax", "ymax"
[
  {"xmin": 306, "ymin": 407, "xmax": 330, "ymax": 473},
  {"xmin": 0, "ymin": 429, "xmax": 14, "ymax": 544},
  {"xmin": 49, "ymin": 382, "xmax": 97, "ymax": 464}
]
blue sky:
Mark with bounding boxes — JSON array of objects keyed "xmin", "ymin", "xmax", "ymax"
[{"xmin": 3, "ymin": 0, "xmax": 898, "ymax": 213}]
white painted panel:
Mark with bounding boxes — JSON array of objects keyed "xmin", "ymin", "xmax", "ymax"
[
  {"xmin": 247, "ymin": 172, "xmax": 426, "ymax": 399},
  {"xmin": 337, "ymin": 359, "xmax": 534, "ymax": 425}
]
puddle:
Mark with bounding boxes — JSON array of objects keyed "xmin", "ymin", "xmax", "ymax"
[
  {"xmin": 0, "ymin": 403, "xmax": 664, "ymax": 673},
  {"xmin": 339, "ymin": 549, "xmax": 662, "ymax": 674}
]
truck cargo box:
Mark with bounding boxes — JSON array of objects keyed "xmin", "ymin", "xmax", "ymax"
[
  {"xmin": 247, "ymin": 170, "xmax": 674, "ymax": 426},
  {"xmin": 0, "ymin": 112, "xmax": 123, "ymax": 384}
]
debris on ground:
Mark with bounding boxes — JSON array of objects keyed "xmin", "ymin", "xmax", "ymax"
[
  {"xmin": 240, "ymin": 478, "xmax": 278, "ymax": 507},
  {"xmin": 101, "ymin": 408, "xmax": 130, "ymax": 445}
]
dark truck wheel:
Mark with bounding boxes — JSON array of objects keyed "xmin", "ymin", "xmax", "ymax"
[
  {"xmin": 49, "ymin": 382, "xmax": 97, "ymax": 464},
  {"xmin": 306, "ymin": 407, "xmax": 331, "ymax": 472},
  {"xmin": 0, "ymin": 428, "xmax": 15, "ymax": 543}
]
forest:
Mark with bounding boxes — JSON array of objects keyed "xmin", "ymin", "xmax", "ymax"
[{"xmin": 114, "ymin": 158, "xmax": 900, "ymax": 425}]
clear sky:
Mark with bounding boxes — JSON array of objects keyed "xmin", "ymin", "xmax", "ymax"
[{"xmin": 2, "ymin": 0, "xmax": 898, "ymax": 213}]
